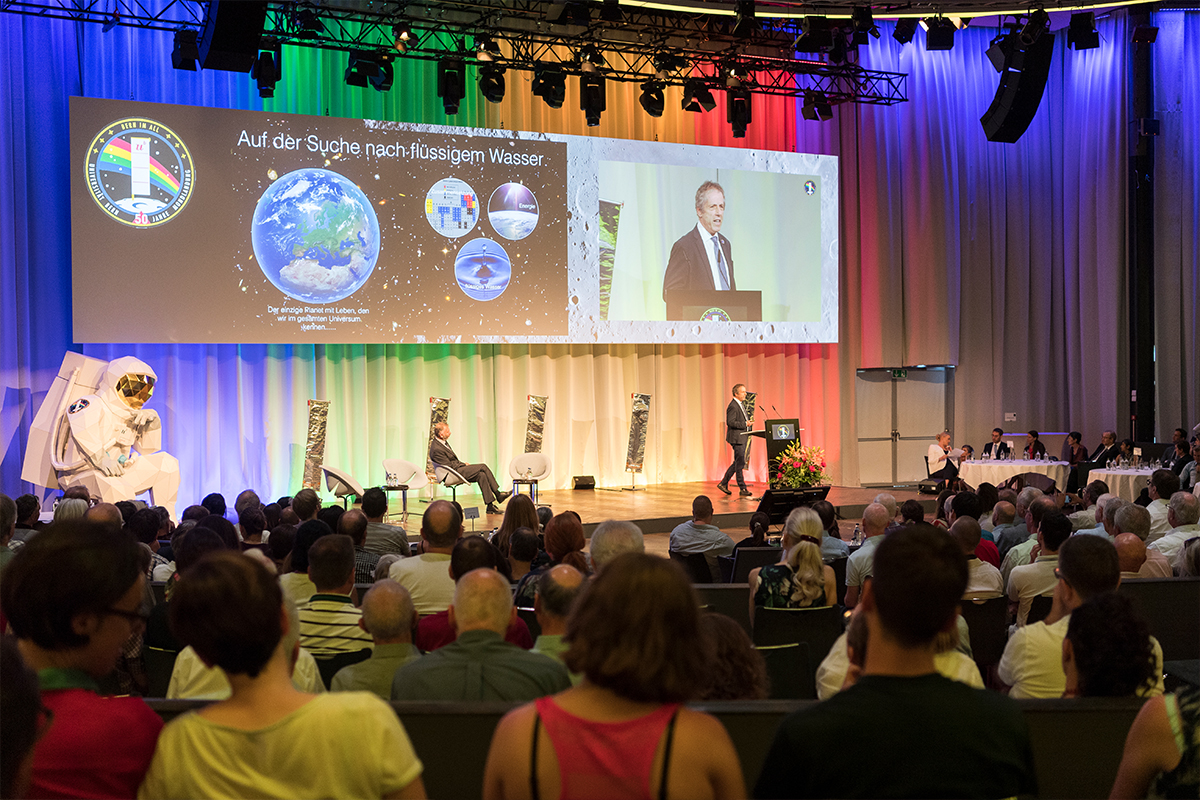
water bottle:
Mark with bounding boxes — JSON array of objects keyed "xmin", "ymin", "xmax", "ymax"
[{"xmin": 852, "ymin": 523, "xmax": 862, "ymax": 545}]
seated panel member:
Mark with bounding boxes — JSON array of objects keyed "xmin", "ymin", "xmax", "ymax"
[
  {"xmin": 982, "ymin": 428, "xmax": 1010, "ymax": 460},
  {"xmin": 429, "ymin": 422, "xmax": 510, "ymax": 515},
  {"xmin": 1024, "ymin": 430, "xmax": 1047, "ymax": 460},
  {"xmin": 927, "ymin": 432, "xmax": 958, "ymax": 481}
]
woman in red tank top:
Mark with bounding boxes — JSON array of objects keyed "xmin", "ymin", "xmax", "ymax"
[{"xmin": 483, "ymin": 552, "xmax": 744, "ymax": 800}]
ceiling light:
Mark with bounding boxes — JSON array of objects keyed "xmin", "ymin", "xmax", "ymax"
[
  {"xmin": 578, "ymin": 44, "xmax": 604, "ymax": 73},
  {"xmin": 600, "ymin": 0, "xmax": 623, "ymax": 23},
  {"xmin": 531, "ymin": 65, "xmax": 566, "ymax": 109},
  {"xmin": 924, "ymin": 17, "xmax": 956, "ymax": 51},
  {"xmin": 438, "ymin": 58, "xmax": 466, "ymax": 114},
  {"xmin": 393, "ymin": 24, "xmax": 412, "ymax": 53},
  {"xmin": 653, "ymin": 54, "xmax": 687, "ymax": 80},
  {"xmin": 580, "ymin": 73, "xmax": 605, "ymax": 127},
  {"xmin": 1131, "ymin": 24, "xmax": 1158, "ymax": 43},
  {"xmin": 478, "ymin": 65, "xmax": 505, "ymax": 103},
  {"xmin": 851, "ymin": 7, "xmax": 879, "ymax": 45},
  {"xmin": 369, "ymin": 57, "xmax": 393, "ymax": 91},
  {"xmin": 251, "ymin": 48, "xmax": 281, "ymax": 97},
  {"xmin": 893, "ymin": 19, "xmax": 918, "ymax": 45},
  {"xmin": 639, "ymin": 79, "xmax": 665, "ymax": 117},
  {"xmin": 476, "ymin": 37, "xmax": 501, "ymax": 62},
  {"xmin": 734, "ymin": 0, "xmax": 757, "ymax": 37},
  {"xmin": 1068, "ymin": 12, "xmax": 1100, "ymax": 50},
  {"xmin": 727, "ymin": 86, "xmax": 751, "ymax": 138},
  {"xmin": 294, "ymin": 9, "xmax": 323, "ymax": 40},
  {"xmin": 802, "ymin": 93, "xmax": 833, "ymax": 122},
  {"xmin": 1019, "ymin": 9, "xmax": 1049, "ymax": 47},
  {"xmin": 681, "ymin": 79, "xmax": 716, "ymax": 113},
  {"xmin": 986, "ymin": 29, "xmax": 1019, "ymax": 72},
  {"xmin": 794, "ymin": 17, "xmax": 834, "ymax": 53}
]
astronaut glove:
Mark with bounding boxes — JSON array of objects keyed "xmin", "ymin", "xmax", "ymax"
[{"xmin": 100, "ymin": 456, "xmax": 126, "ymax": 477}]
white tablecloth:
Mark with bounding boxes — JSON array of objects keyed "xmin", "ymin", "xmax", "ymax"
[
  {"xmin": 959, "ymin": 460, "xmax": 1069, "ymax": 490},
  {"xmin": 1088, "ymin": 469, "xmax": 1153, "ymax": 503}
]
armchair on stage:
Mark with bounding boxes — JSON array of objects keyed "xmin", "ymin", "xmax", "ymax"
[{"xmin": 22, "ymin": 352, "xmax": 180, "ymax": 519}]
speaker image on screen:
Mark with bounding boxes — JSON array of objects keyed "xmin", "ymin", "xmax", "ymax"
[
  {"xmin": 980, "ymin": 32, "xmax": 1055, "ymax": 144},
  {"xmin": 198, "ymin": 0, "xmax": 268, "ymax": 72}
]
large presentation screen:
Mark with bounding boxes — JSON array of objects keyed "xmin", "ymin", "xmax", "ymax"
[{"xmin": 70, "ymin": 97, "xmax": 838, "ymax": 344}]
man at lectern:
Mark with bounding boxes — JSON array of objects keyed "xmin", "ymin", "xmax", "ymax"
[
  {"xmin": 718, "ymin": 383, "xmax": 753, "ymax": 497},
  {"xmin": 430, "ymin": 423, "xmax": 510, "ymax": 515},
  {"xmin": 662, "ymin": 180, "xmax": 737, "ymax": 301}
]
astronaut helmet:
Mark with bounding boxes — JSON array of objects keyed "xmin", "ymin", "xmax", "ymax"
[{"xmin": 103, "ymin": 356, "xmax": 157, "ymax": 410}]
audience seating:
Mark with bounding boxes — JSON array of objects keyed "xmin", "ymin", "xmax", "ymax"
[
  {"xmin": 149, "ymin": 581, "xmax": 167, "ymax": 605},
  {"xmin": 756, "ymin": 642, "xmax": 818, "ymax": 700},
  {"xmin": 958, "ymin": 595, "xmax": 1008, "ymax": 673},
  {"xmin": 143, "ymin": 646, "xmax": 178, "ymax": 698},
  {"xmin": 144, "ymin": 696, "xmax": 1147, "ymax": 800},
  {"xmin": 827, "ymin": 556, "xmax": 848, "ymax": 606},
  {"xmin": 694, "ymin": 583, "xmax": 752, "ymax": 637},
  {"xmin": 752, "ymin": 605, "xmax": 844, "ymax": 650},
  {"xmin": 516, "ymin": 607, "xmax": 541, "ymax": 640},
  {"xmin": 1119, "ymin": 577, "xmax": 1200, "ymax": 661},
  {"xmin": 315, "ymin": 649, "xmax": 372, "ymax": 689},
  {"xmin": 668, "ymin": 550, "xmax": 716, "ymax": 583},
  {"xmin": 1026, "ymin": 593, "xmax": 1054, "ymax": 625},
  {"xmin": 727, "ymin": 547, "xmax": 782, "ymax": 583}
]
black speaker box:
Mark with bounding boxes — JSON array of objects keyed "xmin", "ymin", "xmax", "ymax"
[
  {"xmin": 980, "ymin": 32, "xmax": 1055, "ymax": 143},
  {"xmin": 918, "ymin": 479, "xmax": 942, "ymax": 495},
  {"xmin": 198, "ymin": 0, "xmax": 268, "ymax": 73},
  {"xmin": 755, "ymin": 486, "xmax": 832, "ymax": 524},
  {"xmin": 572, "ymin": 475, "xmax": 596, "ymax": 490}
]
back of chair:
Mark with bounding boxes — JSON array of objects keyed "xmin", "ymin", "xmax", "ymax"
[
  {"xmin": 509, "ymin": 452, "xmax": 552, "ymax": 481},
  {"xmin": 322, "ymin": 465, "xmax": 365, "ymax": 498},
  {"xmin": 732, "ymin": 547, "xmax": 783, "ymax": 583},
  {"xmin": 1026, "ymin": 593, "xmax": 1054, "ymax": 625},
  {"xmin": 433, "ymin": 464, "xmax": 467, "ymax": 487},
  {"xmin": 383, "ymin": 459, "xmax": 429, "ymax": 490},
  {"xmin": 695, "ymin": 584, "xmax": 753, "ymax": 636},
  {"xmin": 958, "ymin": 595, "xmax": 1008, "ymax": 669},
  {"xmin": 827, "ymin": 556, "xmax": 849, "ymax": 606},
  {"xmin": 516, "ymin": 607, "xmax": 542, "ymax": 641},
  {"xmin": 143, "ymin": 646, "xmax": 179, "ymax": 698},
  {"xmin": 756, "ymin": 643, "xmax": 817, "ymax": 700},
  {"xmin": 669, "ymin": 550, "xmax": 717, "ymax": 583},
  {"xmin": 1119, "ymin": 577, "xmax": 1200, "ymax": 661},
  {"xmin": 315, "ymin": 648, "xmax": 372, "ymax": 689},
  {"xmin": 752, "ymin": 605, "xmax": 844, "ymax": 658}
]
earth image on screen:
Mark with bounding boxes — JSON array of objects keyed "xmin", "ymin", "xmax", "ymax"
[
  {"xmin": 252, "ymin": 168, "xmax": 380, "ymax": 304},
  {"xmin": 487, "ymin": 182, "xmax": 539, "ymax": 241}
]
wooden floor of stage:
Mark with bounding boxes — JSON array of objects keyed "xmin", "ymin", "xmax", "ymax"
[{"xmin": 398, "ymin": 481, "xmax": 933, "ymax": 557}]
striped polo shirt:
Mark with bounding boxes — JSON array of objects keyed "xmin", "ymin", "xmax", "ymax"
[{"xmin": 297, "ymin": 593, "xmax": 374, "ymax": 658}]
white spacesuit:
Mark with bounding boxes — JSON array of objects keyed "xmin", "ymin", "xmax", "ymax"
[{"xmin": 56, "ymin": 356, "xmax": 180, "ymax": 519}]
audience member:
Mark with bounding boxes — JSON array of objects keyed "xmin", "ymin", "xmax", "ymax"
[
  {"xmin": 12, "ymin": 493, "xmax": 42, "ymax": 543},
  {"xmin": 514, "ymin": 512, "xmax": 589, "ymax": 606},
  {"xmin": 280, "ymin": 519, "xmax": 333, "ymax": 605},
  {"xmin": 1115, "ymin": 503, "xmax": 1174, "ymax": 577},
  {"xmin": 180, "ymin": 504, "xmax": 208, "ymax": 523},
  {"xmin": 387, "ymin": 499, "xmax": 467, "ymax": 617},
  {"xmin": 873, "ymin": 492, "xmax": 900, "ymax": 527},
  {"xmin": 844, "ymin": 503, "xmax": 890, "ymax": 608},
  {"xmin": 262, "ymin": 502, "xmax": 282, "ymax": 531},
  {"xmin": 1108, "ymin": 684, "xmax": 1200, "ymax": 799},
  {"xmin": 1008, "ymin": 509, "xmax": 1071, "ymax": 626},
  {"xmin": 933, "ymin": 490, "xmax": 954, "ymax": 530},
  {"xmin": 0, "ymin": 520, "xmax": 163, "ymax": 798},
  {"xmin": 48, "ymin": 497, "xmax": 86, "ymax": 525},
  {"xmin": 126, "ymin": 506, "xmax": 171, "ymax": 579},
  {"xmin": 1062, "ymin": 593, "xmax": 1157, "ymax": 698},
  {"xmin": 748, "ymin": 506, "xmax": 835, "ymax": 622},
  {"xmin": 298, "ymin": 535, "xmax": 374, "ymax": 659},
  {"xmin": 976, "ymin": 482, "xmax": 1000, "ymax": 532},
  {"xmin": 335, "ymin": 509, "xmax": 377, "ymax": 584},
  {"xmin": 1163, "ymin": 428, "xmax": 1192, "ymax": 474},
  {"xmin": 536, "ymin": 505, "xmax": 553, "ymax": 531},
  {"xmin": 668, "ymin": 495, "xmax": 734, "ymax": 581},
  {"xmin": 483, "ymin": 552, "xmax": 744, "ymax": 800},
  {"xmin": 900, "ymin": 498, "xmax": 925, "ymax": 525},
  {"xmin": 114, "ymin": 500, "xmax": 138, "ymax": 525},
  {"xmin": 415, "ymin": 536, "xmax": 532, "ymax": 651},
  {"xmin": 330, "ymin": 580, "xmax": 421, "ymax": 698},
  {"xmin": 1115, "ymin": 533, "xmax": 1154, "ymax": 580},
  {"xmin": 492, "ymin": 494, "xmax": 539, "ymax": 557},
  {"xmin": 197, "ymin": 513, "xmax": 238, "ymax": 550},
  {"xmin": 392, "ymin": 568, "xmax": 570, "ymax": 701},
  {"xmin": 755, "ymin": 524, "xmax": 1036, "ymax": 799},
  {"xmin": 0, "ymin": 636, "xmax": 43, "ymax": 799},
  {"xmin": 200, "ymin": 492, "xmax": 227, "ymax": 518},
  {"xmin": 238, "ymin": 506, "xmax": 268, "ymax": 553},
  {"xmin": 812, "ymin": 500, "xmax": 849, "ymax": 560},
  {"xmin": 1146, "ymin": 469, "xmax": 1181, "ymax": 543},
  {"xmin": 734, "ymin": 511, "xmax": 773, "ymax": 550},
  {"xmin": 998, "ymin": 535, "xmax": 1163, "ymax": 699},
  {"xmin": 317, "ymin": 504, "xmax": 345, "ymax": 532},
  {"xmin": 142, "ymin": 552, "xmax": 425, "ymax": 798},
  {"xmin": 86, "ymin": 501, "xmax": 124, "ymax": 528},
  {"xmin": 267, "ymin": 523, "xmax": 297, "ymax": 573},
  {"xmin": 234, "ymin": 488, "xmax": 260, "ymax": 517},
  {"xmin": 531, "ymin": 564, "xmax": 585, "ymax": 678},
  {"xmin": 1068, "ymin": 480, "xmax": 1110, "ymax": 530},
  {"xmin": 1147, "ymin": 492, "xmax": 1200, "ymax": 569},
  {"xmin": 290, "ymin": 488, "xmax": 320, "ymax": 523},
  {"xmin": 0, "ymin": 494, "xmax": 16, "ymax": 576},
  {"xmin": 996, "ymin": 487, "xmax": 1042, "ymax": 559},
  {"xmin": 1179, "ymin": 538, "xmax": 1200, "ymax": 577},
  {"xmin": 508, "ymin": 527, "xmax": 540, "ymax": 582},
  {"xmin": 279, "ymin": 506, "xmax": 301, "ymax": 526},
  {"xmin": 696, "ymin": 612, "xmax": 769, "ymax": 700},
  {"xmin": 950, "ymin": 517, "xmax": 1003, "ymax": 597},
  {"xmin": 587, "ymin": 519, "xmax": 645, "ymax": 572},
  {"xmin": 1000, "ymin": 494, "xmax": 1056, "ymax": 586},
  {"xmin": 1182, "ymin": 438, "xmax": 1200, "ymax": 492},
  {"xmin": 949, "ymin": 492, "xmax": 999, "ymax": 566}
]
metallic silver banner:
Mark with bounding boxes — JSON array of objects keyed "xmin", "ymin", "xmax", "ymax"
[
  {"xmin": 625, "ymin": 393, "xmax": 651, "ymax": 473},
  {"xmin": 744, "ymin": 390, "xmax": 757, "ymax": 458},
  {"xmin": 524, "ymin": 395, "xmax": 548, "ymax": 453},
  {"xmin": 302, "ymin": 400, "xmax": 330, "ymax": 489},
  {"xmin": 427, "ymin": 397, "xmax": 450, "ymax": 472}
]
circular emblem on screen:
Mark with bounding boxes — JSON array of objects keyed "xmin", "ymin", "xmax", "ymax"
[
  {"xmin": 487, "ymin": 183, "xmax": 540, "ymax": 241},
  {"xmin": 85, "ymin": 117, "xmax": 194, "ymax": 227},
  {"xmin": 455, "ymin": 239, "xmax": 512, "ymax": 301},
  {"xmin": 804, "ymin": 181, "xmax": 816, "ymax": 196},
  {"xmin": 700, "ymin": 307, "xmax": 731, "ymax": 322},
  {"xmin": 425, "ymin": 178, "xmax": 479, "ymax": 238}
]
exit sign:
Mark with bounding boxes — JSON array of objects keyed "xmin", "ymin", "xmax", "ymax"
[{"xmin": 892, "ymin": 369, "xmax": 907, "ymax": 379}]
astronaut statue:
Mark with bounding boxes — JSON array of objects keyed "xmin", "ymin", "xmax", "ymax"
[{"xmin": 25, "ymin": 355, "xmax": 181, "ymax": 520}]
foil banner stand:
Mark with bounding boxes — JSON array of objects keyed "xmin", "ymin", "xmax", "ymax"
[
  {"xmin": 302, "ymin": 400, "xmax": 330, "ymax": 489},
  {"xmin": 623, "ymin": 392, "xmax": 651, "ymax": 491},
  {"xmin": 744, "ymin": 390, "xmax": 758, "ymax": 461},
  {"xmin": 524, "ymin": 395, "xmax": 548, "ymax": 453}
]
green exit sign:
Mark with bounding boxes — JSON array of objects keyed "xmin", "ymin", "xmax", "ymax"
[{"xmin": 892, "ymin": 369, "xmax": 907, "ymax": 379}]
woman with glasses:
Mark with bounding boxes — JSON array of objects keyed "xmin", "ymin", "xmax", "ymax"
[{"xmin": 0, "ymin": 519, "xmax": 162, "ymax": 798}]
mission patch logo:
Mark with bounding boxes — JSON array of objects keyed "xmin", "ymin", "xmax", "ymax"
[{"xmin": 85, "ymin": 117, "xmax": 194, "ymax": 227}]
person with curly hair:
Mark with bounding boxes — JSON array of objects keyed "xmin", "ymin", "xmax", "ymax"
[
  {"xmin": 696, "ymin": 612, "xmax": 768, "ymax": 700},
  {"xmin": 1062, "ymin": 593, "xmax": 1157, "ymax": 698}
]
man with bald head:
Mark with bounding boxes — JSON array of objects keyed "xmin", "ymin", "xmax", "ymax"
[
  {"xmin": 1115, "ymin": 533, "xmax": 1152, "ymax": 580},
  {"xmin": 388, "ymin": 500, "xmax": 463, "ymax": 616},
  {"xmin": 950, "ymin": 517, "xmax": 1003, "ymax": 597},
  {"xmin": 330, "ymin": 580, "xmax": 420, "ymax": 698},
  {"xmin": 588, "ymin": 520, "xmax": 644, "ymax": 572},
  {"xmin": 995, "ymin": 487, "xmax": 1043, "ymax": 560},
  {"xmin": 532, "ymin": 564, "xmax": 585, "ymax": 678},
  {"xmin": 1115, "ymin": 504, "xmax": 1173, "ymax": 578},
  {"xmin": 338, "ymin": 509, "xmax": 378, "ymax": 585},
  {"xmin": 85, "ymin": 502, "xmax": 124, "ymax": 528},
  {"xmin": 391, "ymin": 568, "xmax": 570, "ymax": 701},
  {"xmin": 1147, "ymin": 492, "xmax": 1200, "ymax": 570},
  {"xmin": 845, "ymin": 503, "xmax": 890, "ymax": 609}
]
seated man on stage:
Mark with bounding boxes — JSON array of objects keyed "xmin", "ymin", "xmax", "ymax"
[
  {"xmin": 429, "ymin": 422, "xmax": 510, "ymax": 515},
  {"xmin": 927, "ymin": 432, "xmax": 959, "ymax": 483},
  {"xmin": 982, "ymin": 428, "xmax": 1010, "ymax": 460}
]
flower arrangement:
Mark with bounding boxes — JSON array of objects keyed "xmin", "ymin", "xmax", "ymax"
[{"xmin": 773, "ymin": 442, "xmax": 829, "ymax": 488}]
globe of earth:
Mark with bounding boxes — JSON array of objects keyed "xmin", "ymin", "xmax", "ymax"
[{"xmin": 252, "ymin": 168, "xmax": 380, "ymax": 304}]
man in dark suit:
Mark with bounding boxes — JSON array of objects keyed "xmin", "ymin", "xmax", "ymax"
[
  {"xmin": 429, "ymin": 422, "xmax": 509, "ymax": 515},
  {"xmin": 1090, "ymin": 430, "xmax": 1120, "ymax": 466},
  {"xmin": 982, "ymin": 428, "xmax": 1010, "ymax": 460},
  {"xmin": 717, "ymin": 384, "xmax": 753, "ymax": 497},
  {"xmin": 662, "ymin": 181, "xmax": 736, "ymax": 305}
]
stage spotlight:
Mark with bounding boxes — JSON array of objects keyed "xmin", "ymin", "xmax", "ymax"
[
  {"xmin": 653, "ymin": 53, "xmax": 687, "ymax": 80},
  {"xmin": 639, "ymin": 79, "xmax": 665, "ymax": 117},
  {"xmin": 294, "ymin": 8, "xmax": 323, "ymax": 40},
  {"xmin": 579, "ymin": 73, "xmax": 606, "ymax": 127},
  {"xmin": 438, "ymin": 58, "xmax": 466, "ymax": 114},
  {"xmin": 893, "ymin": 18, "xmax": 918, "ymax": 44},
  {"xmin": 547, "ymin": 1, "xmax": 589, "ymax": 25},
  {"xmin": 171, "ymin": 29, "xmax": 199, "ymax": 70},
  {"xmin": 251, "ymin": 48, "xmax": 280, "ymax": 97},
  {"xmin": 578, "ymin": 44, "xmax": 604, "ymax": 73},
  {"xmin": 600, "ymin": 0, "xmax": 623, "ymax": 23},
  {"xmin": 476, "ymin": 37, "xmax": 502, "ymax": 62},
  {"xmin": 734, "ymin": 0, "xmax": 757, "ymax": 37},
  {"xmin": 850, "ymin": 6, "xmax": 879, "ymax": 45},
  {"xmin": 479, "ymin": 65, "xmax": 505, "ymax": 103},
  {"xmin": 1019, "ymin": 9, "xmax": 1049, "ymax": 47},
  {"xmin": 1067, "ymin": 12, "xmax": 1100, "ymax": 50},
  {"xmin": 923, "ymin": 16, "xmax": 956, "ymax": 51},
  {"xmin": 1131, "ymin": 24, "xmax": 1158, "ymax": 43},
  {"xmin": 829, "ymin": 32, "xmax": 848, "ymax": 64},
  {"xmin": 369, "ymin": 57, "xmax": 393, "ymax": 92},
  {"xmin": 681, "ymin": 79, "xmax": 716, "ymax": 112},
  {"xmin": 532, "ymin": 65, "xmax": 566, "ymax": 109},
  {"xmin": 793, "ymin": 16, "xmax": 834, "ymax": 52},
  {"xmin": 726, "ymin": 86, "xmax": 752, "ymax": 138},
  {"xmin": 801, "ymin": 93, "xmax": 833, "ymax": 122},
  {"xmin": 344, "ymin": 51, "xmax": 374, "ymax": 88},
  {"xmin": 393, "ymin": 23, "xmax": 412, "ymax": 53}
]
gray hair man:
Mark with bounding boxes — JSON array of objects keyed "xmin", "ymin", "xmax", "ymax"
[
  {"xmin": 330, "ymin": 580, "xmax": 420, "ymax": 698},
  {"xmin": 531, "ymin": 564, "xmax": 585, "ymax": 679},
  {"xmin": 588, "ymin": 520, "xmax": 645, "ymax": 572},
  {"xmin": 1146, "ymin": 492, "xmax": 1200, "ymax": 570}
]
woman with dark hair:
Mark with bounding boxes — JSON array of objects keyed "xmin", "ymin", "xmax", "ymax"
[
  {"xmin": 492, "ymin": 494, "xmax": 540, "ymax": 557},
  {"xmin": 140, "ymin": 552, "xmax": 425, "ymax": 798},
  {"xmin": 262, "ymin": 502, "xmax": 282, "ymax": 532},
  {"xmin": 483, "ymin": 552, "xmax": 744, "ymax": 800},
  {"xmin": 734, "ymin": 511, "xmax": 773, "ymax": 550},
  {"xmin": 1024, "ymin": 430, "xmax": 1047, "ymax": 460},
  {"xmin": 1065, "ymin": 432, "xmax": 1089, "ymax": 466},
  {"xmin": 811, "ymin": 500, "xmax": 849, "ymax": 560},
  {"xmin": 900, "ymin": 499, "xmax": 925, "ymax": 525},
  {"xmin": 1062, "ymin": 593, "xmax": 1157, "ymax": 698},
  {"xmin": 196, "ymin": 514, "xmax": 239, "ymax": 550},
  {"xmin": 696, "ymin": 612, "xmax": 769, "ymax": 701},
  {"xmin": 513, "ymin": 513, "xmax": 589, "ymax": 607},
  {"xmin": 933, "ymin": 489, "xmax": 955, "ymax": 529},
  {"xmin": 0, "ymin": 521, "xmax": 163, "ymax": 798},
  {"xmin": 279, "ymin": 519, "xmax": 332, "ymax": 604}
]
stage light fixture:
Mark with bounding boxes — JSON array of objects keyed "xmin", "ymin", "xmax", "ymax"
[
  {"xmin": 1131, "ymin": 24, "xmax": 1158, "ymax": 43},
  {"xmin": 653, "ymin": 54, "xmax": 687, "ymax": 80},
  {"xmin": 600, "ymin": 0, "xmax": 623, "ymax": 23},
  {"xmin": 438, "ymin": 58, "xmax": 466, "ymax": 114},
  {"xmin": 1019, "ymin": 9, "xmax": 1049, "ymax": 47},
  {"xmin": 734, "ymin": 0, "xmax": 757, "ymax": 37},
  {"xmin": 893, "ymin": 18, "xmax": 918, "ymax": 44},
  {"xmin": 579, "ymin": 73, "xmax": 606, "ymax": 127},
  {"xmin": 681, "ymin": 79, "xmax": 716, "ymax": 112},
  {"xmin": 171, "ymin": 29, "xmax": 199, "ymax": 70},
  {"xmin": 829, "ymin": 32, "xmax": 848, "ymax": 64},
  {"xmin": 851, "ymin": 6, "xmax": 879, "ymax": 45},
  {"xmin": 1067, "ymin": 12, "xmax": 1100, "ymax": 50},
  {"xmin": 547, "ymin": 1, "xmax": 590, "ymax": 25},
  {"xmin": 639, "ymin": 79, "xmax": 665, "ymax": 117},
  {"xmin": 727, "ymin": 86, "xmax": 752, "ymax": 138},
  {"xmin": 725, "ymin": 63, "xmax": 751, "ymax": 87},
  {"xmin": 344, "ymin": 51, "xmax": 373, "ymax": 87},
  {"xmin": 793, "ymin": 16, "xmax": 834, "ymax": 53},
  {"xmin": 578, "ymin": 44, "xmax": 604, "ymax": 73},
  {"xmin": 531, "ymin": 65, "xmax": 566, "ymax": 109},
  {"xmin": 251, "ymin": 48, "xmax": 281, "ymax": 97},
  {"xmin": 369, "ymin": 57, "xmax": 393, "ymax": 91},
  {"xmin": 476, "ymin": 37, "xmax": 502, "ymax": 62},
  {"xmin": 294, "ymin": 9, "xmax": 323, "ymax": 40},
  {"xmin": 923, "ymin": 16, "xmax": 956, "ymax": 51},
  {"xmin": 393, "ymin": 23, "xmax": 412, "ymax": 53},
  {"xmin": 801, "ymin": 93, "xmax": 833, "ymax": 122},
  {"xmin": 478, "ymin": 65, "xmax": 505, "ymax": 103}
]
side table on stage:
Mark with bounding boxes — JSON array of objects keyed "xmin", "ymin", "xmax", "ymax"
[
  {"xmin": 1087, "ymin": 468, "xmax": 1153, "ymax": 503},
  {"xmin": 958, "ymin": 460, "xmax": 1069, "ymax": 491}
]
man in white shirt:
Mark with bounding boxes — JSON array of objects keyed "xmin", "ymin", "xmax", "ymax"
[
  {"xmin": 1146, "ymin": 469, "xmax": 1181, "ymax": 544},
  {"xmin": 389, "ymin": 500, "xmax": 462, "ymax": 616},
  {"xmin": 844, "ymin": 503, "xmax": 891, "ymax": 608},
  {"xmin": 950, "ymin": 517, "xmax": 1003, "ymax": 597},
  {"xmin": 1147, "ymin": 492, "xmax": 1200, "ymax": 570},
  {"xmin": 1007, "ymin": 510, "xmax": 1071, "ymax": 625},
  {"xmin": 1114, "ymin": 503, "xmax": 1174, "ymax": 578},
  {"xmin": 1067, "ymin": 480, "xmax": 1110, "ymax": 531}
]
